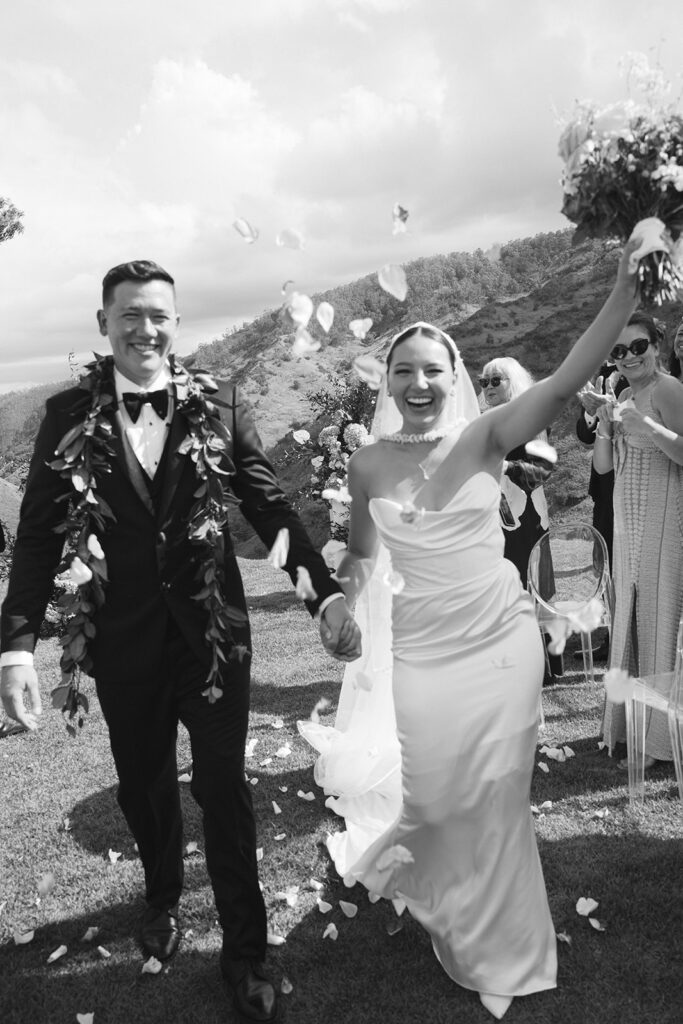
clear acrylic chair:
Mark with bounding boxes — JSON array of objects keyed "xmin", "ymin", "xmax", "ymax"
[
  {"xmin": 527, "ymin": 523, "xmax": 612, "ymax": 685},
  {"xmin": 624, "ymin": 616, "xmax": 683, "ymax": 804}
]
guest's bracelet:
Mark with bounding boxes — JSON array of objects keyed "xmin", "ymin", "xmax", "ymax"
[{"xmin": 595, "ymin": 431, "xmax": 612, "ymax": 441}]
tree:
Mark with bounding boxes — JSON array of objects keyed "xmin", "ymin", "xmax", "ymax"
[{"xmin": 0, "ymin": 197, "xmax": 24, "ymax": 245}]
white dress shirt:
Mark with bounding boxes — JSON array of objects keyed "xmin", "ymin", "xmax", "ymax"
[{"xmin": 114, "ymin": 365, "xmax": 173, "ymax": 477}]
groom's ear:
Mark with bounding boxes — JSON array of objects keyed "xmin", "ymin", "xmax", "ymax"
[{"xmin": 96, "ymin": 309, "xmax": 108, "ymax": 337}]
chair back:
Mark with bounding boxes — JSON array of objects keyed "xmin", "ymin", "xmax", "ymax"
[{"xmin": 527, "ymin": 523, "xmax": 610, "ymax": 621}]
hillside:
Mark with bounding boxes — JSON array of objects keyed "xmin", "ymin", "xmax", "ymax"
[{"xmin": 1, "ymin": 228, "xmax": 681, "ymax": 555}]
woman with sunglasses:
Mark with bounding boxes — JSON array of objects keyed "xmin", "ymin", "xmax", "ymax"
[
  {"xmin": 596, "ymin": 312, "xmax": 683, "ymax": 769},
  {"xmin": 325, "ymin": 242, "xmax": 640, "ymax": 1019}
]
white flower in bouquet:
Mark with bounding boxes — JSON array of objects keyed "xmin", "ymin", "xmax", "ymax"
[
  {"xmin": 317, "ymin": 425, "xmax": 341, "ymax": 451},
  {"xmin": 343, "ymin": 422, "xmax": 370, "ymax": 451}
]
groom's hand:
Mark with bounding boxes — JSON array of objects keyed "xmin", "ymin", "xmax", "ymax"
[
  {"xmin": 320, "ymin": 600, "xmax": 362, "ymax": 662},
  {"xmin": 1, "ymin": 665, "xmax": 42, "ymax": 731}
]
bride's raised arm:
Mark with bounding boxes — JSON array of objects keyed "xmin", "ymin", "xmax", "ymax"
[
  {"xmin": 335, "ymin": 447, "xmax": 380, "ymax": 607},
  {"xmin": 483, "ymin": 238, "xmax": 640, "ymax": 456}
]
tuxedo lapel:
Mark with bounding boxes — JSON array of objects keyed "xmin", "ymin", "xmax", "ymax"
[
  {"xmin": 111, "ymin": 410, "xmax": 156, "ymax": 516},
  {"xmin": 157, "ymin": 407, "xmax": 189, "ymax": 524}
]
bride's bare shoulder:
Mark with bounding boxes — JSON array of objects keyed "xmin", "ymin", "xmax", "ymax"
[{"xmin": 349, "ymin": 441, "xmax": 391, "ymax": 478}]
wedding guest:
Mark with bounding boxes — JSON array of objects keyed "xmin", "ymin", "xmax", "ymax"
[
  {"xmin": 667, "ymin": 319, "xmax": 683, "ymax": 381},
  {"xmin": 596, "ymin": 312, "xmax": 683, "ymax": 769},
  {"xmin": 0, "ymin": 260, "xmax": 361, "ymax": 1024},
  {"xmin": 326, "ymin": 239, "xmax": 638, "ymax": 1019}
]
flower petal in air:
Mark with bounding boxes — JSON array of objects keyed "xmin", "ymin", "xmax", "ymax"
[
  {"xmin": 285, "ymin": 292, "xmax": 313, "ymax": 328},
  {"xmin": 292, "ymin": 327, "xmax": 321, "ymax": 357},
  {"xmin": 383, "ymin": 570, "xmax": 405, "ymax": 595},
  {"xmin": 392, "ymin": 202, "xmax": 409, "ymax": 235},
  {"xmin": 233, "ymin": 218, "xmax": 259, "ymax": 244},
  {"xmin": 268, "ymin": 528, "xmax": 290, "ymax": 569},
  {"xmin": 295, "ymin": 566, "xmax": 318, "ymax": 601},
  {"xmin": 316, "ymin": 302, "xmax": 334, "ymax": 333},
  {"xmin": 378, "ymin": 264, "xmax": 408, "ymax": 301},
  {"xmin": 349, "ymin": 318, "xmax": 373, "ymax": 340},
  {"xmin": 339, "ymin": 901, "xmax": 358, "ymax": 918},
  {"xmin": 524, "ymin": 438, "xmax": 558, "ymax": 464},
  {"xmin": 604, "ymin": 667, "xmax": 636, "ymax": 704},
  {"xmin": 353, "ymin": 355, "xmax": 385, "ymax": 390},
  {"xmin": 576, "ymin": 896, "xmax": 599, "ymax": 916},
  {"xmin": 323, "ymin": 922, "xmax": 338, "ymax": 940},
  {"xmin": 276, "ymin": 227, "xmax": 305, "ymax": 249},
  {"xmin": 47, "ymin": 944, "xmax": 68, "ymax": 964}
]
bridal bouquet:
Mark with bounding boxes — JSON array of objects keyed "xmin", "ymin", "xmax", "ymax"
[{"xmin": 558, "ymin": 60, "xmax": 683, "ymax": 304}]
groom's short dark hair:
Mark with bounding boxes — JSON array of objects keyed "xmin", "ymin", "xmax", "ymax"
[{"xmin": 102, "ymin": 260, "xmax": 175, "ymax": 308}]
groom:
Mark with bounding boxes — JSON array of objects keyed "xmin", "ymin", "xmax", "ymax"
[{"xmin": 0, "ymin": 260, "xmax": 360, "ymax": 1023}]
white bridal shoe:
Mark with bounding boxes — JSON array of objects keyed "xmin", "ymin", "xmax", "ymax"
[{"xmin": 479, "ymin": 993, "xmax": 513, "ymax": 1019}]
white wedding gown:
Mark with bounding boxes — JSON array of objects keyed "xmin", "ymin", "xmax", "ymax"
[{"xmin": 300, "ymin": 471, "xmax": 557, "ymax": 1002}]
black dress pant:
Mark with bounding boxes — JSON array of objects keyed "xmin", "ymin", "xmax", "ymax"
[{"xmin": 96, "ymin": 626, "xmax": 267, "ymax": 961}]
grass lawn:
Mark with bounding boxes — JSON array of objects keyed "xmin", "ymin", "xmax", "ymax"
[{"xmin": 0, "ymin": 559, "xmax": 682, "ymax": 1024}]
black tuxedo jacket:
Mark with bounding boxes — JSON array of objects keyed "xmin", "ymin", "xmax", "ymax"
[{"xmin": 1, "ymin": 371, "xmax": 341, "ymax": 686}]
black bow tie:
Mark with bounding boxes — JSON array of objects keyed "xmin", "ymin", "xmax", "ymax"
[{"xmin": 121, "ymin": 389, "xmax": 169, "ymax": 423}]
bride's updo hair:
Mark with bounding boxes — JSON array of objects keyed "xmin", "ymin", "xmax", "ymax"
[{"xmin": 386, "ymin": 322, "xmax": 458, "ymax": 370}]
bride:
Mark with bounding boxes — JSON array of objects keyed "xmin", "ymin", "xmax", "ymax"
[{"xmin": 301, "ymin": 238, "xmax": 640, "ymax": 1018}]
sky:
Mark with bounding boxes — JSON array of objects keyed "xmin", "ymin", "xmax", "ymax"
[{"xmin": 0, "ymin": 0, "xmax": 681, "ymax": 392}]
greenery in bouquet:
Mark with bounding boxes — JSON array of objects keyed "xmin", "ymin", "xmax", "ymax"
[{"xmin": 558, "ymin": 53, "xmax": 683, "ymax": 305}]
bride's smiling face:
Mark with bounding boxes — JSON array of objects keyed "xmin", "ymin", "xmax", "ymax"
[{"xmin": 387, "ymin": 333, "xmax": 456, "ymax": 431}]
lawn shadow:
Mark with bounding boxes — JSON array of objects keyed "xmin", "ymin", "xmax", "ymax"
[{"xmin": 247, "ymin": 590, "xmax": 300, "ymax": 614}]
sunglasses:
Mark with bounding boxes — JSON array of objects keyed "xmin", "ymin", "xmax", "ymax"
[
  {"xmin": 609, "ymin": 338, "xmax": 651, "ymax": 361},
  {"xmin": 478, "ymin": 376, "xmax": 506, "ymax": 388}
]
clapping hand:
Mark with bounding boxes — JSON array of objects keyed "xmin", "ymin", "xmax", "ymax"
[{"xmin": 319, "ymin": 600, "xmax": 362, "ymax": 662}]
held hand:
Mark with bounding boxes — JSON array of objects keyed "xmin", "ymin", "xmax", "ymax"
[
  {"xmin": 619, "ymin": 406, "xmax": 648, "ymax": 432},
  {"xmin": 1, "ymin": 665, "xmax": 42, "ymax": 731},
  {"xmin": 320, "ymin": 600, "xmax": 362, "ymax": 662},
  {"xmin": 578, "ymin": 381, "xmax": 610, "ymax": 416}
]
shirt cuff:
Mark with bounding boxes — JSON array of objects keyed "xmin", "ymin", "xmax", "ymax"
[
  {"xmin": 0, "ymin": 651, "xmax": 34, "ymax": 668},
  {"xmin": 584, "ymin": 412, "xmax": 597, "ymax": 428},
  {"xmin": 317, "ymin": 593, "xmax": 346, "ymax": 619}
]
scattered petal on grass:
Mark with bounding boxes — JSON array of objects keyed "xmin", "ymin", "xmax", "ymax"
[
  {"xmin": 378, "ymin": 264, "xmax": 408, "ymax": 301},
  {"xmin": 13, "ymin": 929, "xmax": 34, "ymax": 945},
  {"xmin": 249, "ymin": 777, "xmax": 259, "ymax": 785},
  {"xmin": 524, "ymin": 438, "xmax": 558, "ymax": 464},
  {"xmin": 604, "ymin": 668, "xmax": 636, "ymax": 704},
  {"xmin": 598, "ymin": 741, "xmax": 607, "ymax": 751},
  {"xmin": 309, "ymin": 878, "xmax": 324, "ymax": 891},
  {"xmin": 274, "ymin": 833, "xmax": 286, "ymax": 841},
  {"xmin": 295, "ymin": 566, "xmax": 318, "ymax": 601},
  {"xmin": 260, "ymin": 757, "xmax": 273, "ymax": 766},
  {"xmin": 382, "ymin": 570, "xmax": 405, "ymax": 595},
  {"xmin": 339, "ymin": 901, "xmax": 358, "ymax": 918},
  {"xmin": 368, "ymin": 892, "xmax": 381, "ymax": 904},
  {"xmin": 392, "ymin": 202, "xmax": 409, "ymax": 235},
  {"xmin": 81, "ymin": 926, "xmax": 100, "ymax": 942},
  {"xmin": 279, "ymin": 785, "xmax": 288, "ymax": 793},
  {"xmin": 47, "ymin": 944, "xmax": 68, "ymax": 964},
  {"xmin": 178, "ymin": 772, "xmax": 192, "ymax": 784},
  {"xmin": 76, "ymin": 1014, "xmax": 94, "ymax": 1024},
  {"xmin": 540, "ymin": 745, "xmax": 566, "ymax": 763},
  {"xmin": 576, "ymin": 897, "xmax": 599, "ymax": 917},
  {"xmin": 185, "ymin": 841, "xmax": 200, "ymax": 856},
  {"xmin": 107, "ymin": 850, "xmax": 122, "ymax": 864},
  {"xmin": 233, "ymin": 218, "xmax": 259, "ymax": 244},
  {"xmin": 317, "ymin": 899, "xmax": 333, "ymax": 914},
  {"xmin": 323, "ymin": 922, "xmax": 338, "ymax": 940},
  {"xmin": 391, "ymin": 898, "xmax": 407, "ymax": 916},
  {"xmin": 276, "ymin": 227, "xmax": 305, "ymax": 250},
  {"xmin": 97, "ymin": 945, "xmax": 111, "ymax": 959},
  {"xmin": 291, "ymin": 327, "xmax": 320, "ymax": 357},
  {"xmin": 376, "ymin": 845, "xmax": 414, "ymax": 871},
  {"xmin": 589, "ymin": 918, "xmax": 606, "ymax": 932},
  {"xmin": 272, "ymin": 801, "xmax": 282, "ymax": 815},
  {"xmin": 556, "ymin": 931, "xmax": 572, "ymax": 946},
  {"xmin": 292, "ymin": 431, "xmax": 310, "ymax": 446},
  {"xmin": 297, "ymin": 790, "xmax": 315, "ymax": 801},
  {"xmin": 275, "ymin": 887, "xmax": 300, "ymax": 908},
  {"xmin": 62, "ymin": 817, "xmax": 72, "ymax": 832},
  {"xmin": 141, "ymin": 956, "xmax": 163, "ymax": 974},
  {"xmin": 38, "ymin": 872, "xmax": 56, "ymax": 898},
  {"xmin": 272, "ymin": 718, "xmax": 284, "ymax": 729},
  {"xmin": 316, "ymin": 302, "xmax": 334, "ymax": 333},
  {"xmin": 592, "ymin": 808, "xmax": 610, "ymax": 819},
  {"xmin": 349, "ymin": 318, "xmax": 373, "ymax": 341},
  {"xmin": 563, "ymin": 746, "xmax": 576, "ymax": 759},
  {"xmin": 275, "ymin": 745, "xmax": 292, "ymax": 758},
  {"xmin": 256, "ymin": 848, "xmax": 263, "ymax": 862},
  {"xmin": 281, "ymin": 975, "xmax": 294, "ymax": 995},
  {"xmin": 386, "ymin": 918, "xmax": 404, "ymax": 936},
  {"xmin": 245, "ymin": 739, "xmax": 258, "ymax": 757},
  {"xmin": 537, "ymin": 762, "xmax": 550, "ymax": 774},
  {"xmin": 353, "ymin": 354, "xmax": 385, "ymax": 390},
  {"xmin": 268, "ymin": 528, "xmax": 290, "ymax": 568},
  {"xmin": 310, "ymin": 697, "xmax": 331, "ymax": 724},
  {"xmin": 267, "ymin": 931, "xmax": 286, "ymax": 946}
]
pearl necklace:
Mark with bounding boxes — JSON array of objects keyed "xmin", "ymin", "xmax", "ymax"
[{"xmin": 380, "ymin": 427, "xmax": 454, "ymax": 444}]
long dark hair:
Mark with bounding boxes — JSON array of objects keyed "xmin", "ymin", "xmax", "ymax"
[{"xmin": 669, "ymin": 321, "xmax": 683, "ymax": 380}]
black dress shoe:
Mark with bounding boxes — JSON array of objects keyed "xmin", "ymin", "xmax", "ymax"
[
  {"xmin": 220, "ymin": 955, "xmax": 278, "ymax": 1023},
  {"xmin": 140, "ymin": 905, "xmax": 181, "ymax": 961}
]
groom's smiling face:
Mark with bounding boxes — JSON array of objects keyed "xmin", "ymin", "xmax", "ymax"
[{"xmin": 97, "ymin": 279, "xmax": 180, "ymax": 387}]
